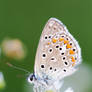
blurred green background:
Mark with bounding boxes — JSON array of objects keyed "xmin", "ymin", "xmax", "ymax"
[{"xmin": 0, "ymin": 0, "xmax": 92, "ymax": 92}]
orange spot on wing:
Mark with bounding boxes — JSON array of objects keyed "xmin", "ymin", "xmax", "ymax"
[
  {"xmin": 72, "ymin": 63, "xmax": 75, "ymax": 66},
  {"xmin": 66, "ymin": 44, "xmax": 72, "ymax": 48},
  {"xmin": 71, "ymin": 56, "xmax": 75, "ymax": 62},
  {"xmin": 64, "ymin": 40, "xmax": 69, "ymax": 44},
  {"xmin": 59, "ymin": 37, "xmax": 64, "ymax": 42},
  {"xmin": 69, "ymin": 50, "xmax": 75, "ymax": 54},
  {"xmin": 47, "ymin": 42, "xmax": 50, "ymax": 45},
  {"xmin": 52, "ymin": 38, "xmax": 57, "ymax": 43}
]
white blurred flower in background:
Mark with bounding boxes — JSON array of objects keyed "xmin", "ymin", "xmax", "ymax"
[
  {"xmin": 0, "ymin": 72, "xmax": 6, "ymax": 90},
  {"xmin": 64, "ymin": 87, "xmax": 73, "ymax": 92},
  {"xmin": 61, "ymin": 64, "xmax": 92, "ymax": 92},
  {"xmin": 1, "ymin": 38, "xmax": 27, "ymax": 60}
]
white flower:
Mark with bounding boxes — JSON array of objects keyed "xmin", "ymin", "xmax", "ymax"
[
  {"xmin": 0, "ymin": 72, "xmax": 6, "ymax": 89},
  {"xmin": 64, "ymin": 87, "xmax": 74, "ymax": 92}
]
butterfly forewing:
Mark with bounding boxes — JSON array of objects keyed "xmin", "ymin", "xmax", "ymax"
[{"xmin": 34, "ymin": 18, "xmax": 81, "ymax": 81}]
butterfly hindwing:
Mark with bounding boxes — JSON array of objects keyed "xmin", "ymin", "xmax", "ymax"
[{"xmin": 34, "ymin": 18, "xmax": 81, "ymax": 80}]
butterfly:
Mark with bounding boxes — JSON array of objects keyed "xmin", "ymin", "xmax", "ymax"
[{"xmin": 28, "ymin": 18, "xmax": 82, "ymax": 92}]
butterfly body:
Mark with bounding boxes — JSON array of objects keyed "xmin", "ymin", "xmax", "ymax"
[
  {"xmin": 28, "ymin": 73, "xmax": 62, "ymax": 92},
  {"xmin": 28, "ymin": 18, "xmax": 82, "ymax": 92}
]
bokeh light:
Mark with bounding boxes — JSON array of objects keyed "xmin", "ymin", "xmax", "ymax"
[
  {"xmin": 61, "ymin": 64, "xmax": 92, "ymax": 92},
  {"xmin": 1, "ymin": 38, "xmax": 27, "ymax": 60},
  {"xmin": 0, "ymin": 72, "xmax": 6, "ymax": 90}
]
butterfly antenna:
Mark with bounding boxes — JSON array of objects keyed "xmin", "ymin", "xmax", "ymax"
[{"xmin": 6, "ymin": 62, "xmax": 30, "ymax": 74}]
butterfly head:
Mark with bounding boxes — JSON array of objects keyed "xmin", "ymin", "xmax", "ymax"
[{"xmin": 28, "ymin": 73, "xmax": 36, "ymax": 84}]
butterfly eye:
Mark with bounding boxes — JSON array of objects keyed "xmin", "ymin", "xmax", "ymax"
[
  {"xmin": 28, "ymin": 74, "xmax": 34, "ymax": 83},
  {"xmin": 41, "ymin": 65, "xmax": 45, "ymax": 68},
  {"xmin": 30, "ymin": 77, "xmax": 33, "ymax": 81}
]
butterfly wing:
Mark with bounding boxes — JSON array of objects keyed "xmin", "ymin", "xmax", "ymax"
[{"xmin": 34, "ymin": 18, "xmax": 81, "ymax": 81}]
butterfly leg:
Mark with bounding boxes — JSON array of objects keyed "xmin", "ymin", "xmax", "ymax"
[
  {"xmin": 33, "ymin": 86, "xmax": 38, "ymax": 92},
  {"xmin": 33, "ymin": 84, "xmax": 46, "ymax": 92}
]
